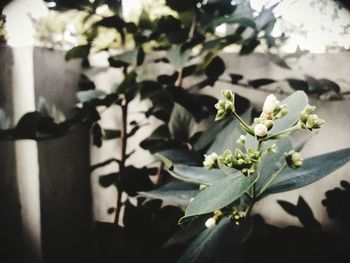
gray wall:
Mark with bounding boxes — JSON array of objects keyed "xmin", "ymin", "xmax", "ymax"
[
  {"xmin": 0, "ymin": 45, "xmax": 24, "ymax": 263},
  {"xmin": 0, "ymin": 46, "xmax": 93, "ymax": 262}
]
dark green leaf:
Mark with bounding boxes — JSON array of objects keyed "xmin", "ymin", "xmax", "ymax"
[
  {"xmin": 240, "ymin": 38, "xmax": 260, "ymax": 55},
  {"xmin": 178, "ymin": 217, "xmax": 252, "ymax": 263},
  {"xmin": 65, "ymin": 44, "xmax": 90, "ymax": 60},
  {"xmin": 156, "ymin": 149, "xmax": 203, "ymax": 167},
  {"xmin": 256, "ymin": 137, "xmax": 293, "ymax": 196},
  {"xmin": 168, "ymin": 103, "xmax": 195, "ymax": 142},
  {"xmin": 169, "ymin": 165, "xmax": 226, "ymax": 185},
  {"xmin": 180, "ymin": 172, "xmax": 259, "ymax": 221},
  {"xmin": 138, "ymin": 182, "xmax": 199, "ymax": 206},
  {"xmin": 264, "ymin": 148, "xmax": 350, "ymax": 196},
  {"xmin": 193, "ymin": 118, "xmax": 231, "ymax": 152}
]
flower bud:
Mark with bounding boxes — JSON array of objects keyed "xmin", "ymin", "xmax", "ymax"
[
  {"xmin": 285, "ymin": 150, "xmax": 303, "ymax": 168},
  {"xmin": 205, "ymin": 217, "xmax": 217, "ymax": 228},
  {"xmin": 215, "ymin": 109, "xmax": 227, "ymax": 121},
  {"xmin": 306, "ymin": 114, "xmax": 325, "ymax": 130},
  {"xmin": 262, "ymin": 120, "xmax": 274, "ymax": 130},
  {"xmin": 267, "ymin": 143, "xmax": 278, "ymax": 154},
  {"xmin": 263, "ymin": 94, "xmax": 279, "ymax": 118},
  {"xmin": 219, "ymin": 150, "xmax": 234, "ymax": 167},
  {"xmin": 274, "ymin": 105, "xmax": 288, "ymax": 120},
  {"xmin": 203, "ymin": 152, "xmax": 219, "ymax": 169},
  {"xmin": 236, "ymin": 135, "xmax": 246, "ymax": 145},
  {"xmin": 222, "ymin": 90, "xmax": 235, "ymax": 102},
  {"xmin": 254, "ymin": 123, "xmax": 268, "ymax": 137}
]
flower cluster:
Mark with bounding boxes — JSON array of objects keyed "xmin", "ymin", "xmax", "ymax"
[
  {"xmin": 215, "ymin": 90, "xmax": 235, "ymax": 121},
  {"xmin": 253, "ymin": 94, "xmax": 287, "ymax": 138},
  {"xmin": 204, "ymin": 91, "xmax": 325, "ymax": 177},
  {"xmin": 299, "ymin": 105, "xmax": 325, "ymax": 131}
]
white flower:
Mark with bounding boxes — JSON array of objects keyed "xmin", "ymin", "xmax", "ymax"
[
  {"xmin": 203, "ymin": 152, "xmax": 219, "ymax": 169},
  {"xmin": 205, "ymin": 217, "xmax": 217, "ymax": 228},
  {"xmin": 254, "ymin": 123, "xmax": 268, "ymax": 137},
  {"xmin": 263, "ymin": 94, "xmax": 279, "ymax": 117}
]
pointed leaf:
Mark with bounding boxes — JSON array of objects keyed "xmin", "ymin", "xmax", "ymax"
[
  {"xmin": 169, "ymin": 165, "xmax": 226, "ymax": 185},
  {"xmin": 138, "ymin": 182, "xmax": 199, "ymax": 206},
  {"xmin": 264, "ymin": 148, "xmax": 350, "ymax": 196},
  {"xmin": 180, "ymin": 172, "xmax": 259, "ymax": 221}
]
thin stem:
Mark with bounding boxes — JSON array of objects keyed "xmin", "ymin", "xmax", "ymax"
[
  {"xmin": 257, "ymin": 163, "xmax": 287, "ymax": 197},
  {"xmin": 232, "ymin": 111, "xmax": 254, "ymax": 136},
  {"xmin": 265, "ymin": 124, "xmax": 299, "ymax": 141},
  {"xmin": 114, "ymin": 98, "xmax": 129, "ymax": 226}
]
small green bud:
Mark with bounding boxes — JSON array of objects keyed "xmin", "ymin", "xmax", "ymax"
[
  {"xmin": 234, "ymin": 149, "xmax": 244, "ymax": 159},
  {"xmin": 267, "ymin": 143, "xmax": 278, "ymax": 154},
  {"xmin": 222, "ymin": 90, "xmax": 235, "ymax": 102},
  {"xmin": 225, "ymin": 100, "xmax": 235, "ymax": 112},
  {"xmin": 284, "ymin": 150, "xmax": 303, "ymax": 168},
  {"xmin": 236, "ymin": 135, "xmax": 246, "ymax": 145},
  {"xmin": 215, "ymin": 109, "xmax": 227, "ymax": 121},
  {"xmin": 274, "ymin": 105, "xmax": 288, "ymax": 120},
  {"xmin": 215, "ymin": 100, "xmax": 225, "ymax": 110},
  {"xmin": 262, "ymin": 120, "xmax": 274, "ymax": 130},
  {"xmin": 219, "ymin": 150, "xmax": 234, "ymax": 167},
  {"xmin": 306, "ymin": 114, "xmax": 325, "ymax": 130}
]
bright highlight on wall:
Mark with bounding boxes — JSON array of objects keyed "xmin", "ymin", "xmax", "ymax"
[{"xmin": 4, "ymin": 0, "xmax": 350, "ymax": 52}]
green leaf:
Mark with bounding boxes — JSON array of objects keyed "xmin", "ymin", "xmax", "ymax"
[
  {"xmin": 169, "ymin": 165, "xmax": 226, "ymax": 185},
  {"xmin": 193, "ymin": 118, "xmax": 231, "ymax": 152},
  {"xmin": 270, "ymin": 90, "xmax": 308, "ymax": 133},
  {"xmin": 208, "ymin": 110, "xmax": 251, "ymax": 154},
  {"xmin": 138, "ymin": 182, "xmax": 199, "ymax": 206},
  {"xmin": 180, "ymin": 172, "xmax": 259, "ymax": 221},
  {"xmin": 178, "ymin": 217, "xmax": 252, "ymax": 263},
  {"xmin": 164, "ymin": 216, "xmax": 209, "ymax": 247},
  {"xmin": 262, "ymin": 148, "xmax": 350, "ymax": 196},
  {"xmin": 156, "ymin": 149, "xmax": 202, "ymax": 167},
  {"xmin": 255, "ymin": 137, "xmax": 293, "ymax": 196},
  {"xmin": 65, "ymin": 44, "xmax": 90, "ymax": 60},
  {"xmin": 168, "ymin": 103, "xmax": 196, "ymax": 142}
]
